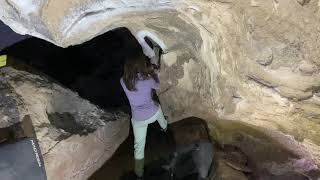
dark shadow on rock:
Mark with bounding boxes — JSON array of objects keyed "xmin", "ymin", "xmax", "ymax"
[
  {"xmin": 119, "ymin": 159, "xmax": 199, "ymax": 180},
  {"xmin": 47, "ymin": 112, "xmax": 95, "ymax": 135},
  {"xmin": 0, "ymin": 115, "xmax": 36, "ymax": 143},
  {"xmin": 0, "ymin": 79, "xmax": 21, "ymax": 127}
]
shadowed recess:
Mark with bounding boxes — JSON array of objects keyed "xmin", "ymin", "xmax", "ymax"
[{"xmin": 1, "ymin": 27, "xmax": 145, "ymax": 110}]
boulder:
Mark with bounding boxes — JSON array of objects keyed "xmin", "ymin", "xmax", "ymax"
[{"xmin": 0, "ymin": 67, "xmax": 130, "ymax": 180}]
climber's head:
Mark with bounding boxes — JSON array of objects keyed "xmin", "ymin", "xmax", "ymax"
[{"xmin": 123, "ymin": 52, "xmax": 154, "ymax": 91}]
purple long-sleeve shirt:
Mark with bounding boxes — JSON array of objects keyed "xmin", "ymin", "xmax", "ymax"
[{"xmin": 120, "ymin": 75, "xmax": 160, "ymax": 121}]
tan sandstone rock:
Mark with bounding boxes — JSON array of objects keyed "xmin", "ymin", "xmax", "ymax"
[
  {"xmin": 1, "ymin": 0, "xmax": 320, "ymax": 177},
  {"xmin": 0, "ymin": 67, "xmax": 129, "ymax": 180}
]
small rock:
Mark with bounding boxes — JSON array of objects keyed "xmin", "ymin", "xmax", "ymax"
[
  {"xmin": 256, "ymin": 48, "xmax": 273, "ymax": 66},
  {"xmin": 298, "ymin": 61, "xmax": 316, "ymax": 75}
]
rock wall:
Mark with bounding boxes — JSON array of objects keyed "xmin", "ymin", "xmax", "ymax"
[
  {"xmin": 1, "ymin": 0, "xmax": 320, "ymax": 176},
  {"xmin": 0, "ymin": 67, "xmax": 129, "ymax": 180}
]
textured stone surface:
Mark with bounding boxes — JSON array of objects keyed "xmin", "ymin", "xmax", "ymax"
[
  {"xmin": 206, "ymin": 118, "xmax": 319, "ymax": 179},
  {"xmin": 0, "ymin": 79, "xmax": 25, "ymax": 128},
  {"xmin": 1, "ymin": 0, "xmax": 320, "ymax": 177},
  {"xmin": 0, "ymin": 67, "xmax": 130, "ymax": 180}
]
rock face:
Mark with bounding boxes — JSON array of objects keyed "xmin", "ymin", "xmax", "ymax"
[
  {"xmin": 207, "ymin": 118, "xmax": 319, "ymax": 179},
  {"xmin": 1, "ymin": 0, "xmax": 320, "ymax": 178},
  {"xmin": 0, "ymin": 67, "xmax": 129, "ymax": 180}
]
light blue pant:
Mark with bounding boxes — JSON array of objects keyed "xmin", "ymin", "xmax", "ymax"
[{"xmin": 131, "ymin": 107, "xmax": 168, "ymax": 160}]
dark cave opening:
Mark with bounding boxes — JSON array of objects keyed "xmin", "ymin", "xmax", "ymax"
[{"xmin": 1, "ymin": 27, "xmax": 145, "ymax": 110}]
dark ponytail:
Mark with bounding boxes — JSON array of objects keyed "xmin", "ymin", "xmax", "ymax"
[{"xmin": 123, "ymin": 53, "xmax": 158, "ymax": 91}]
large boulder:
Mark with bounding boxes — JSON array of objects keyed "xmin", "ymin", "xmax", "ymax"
[{"xmin": 0, "ymin": 67, "xmax": 129, "ymax": 180}]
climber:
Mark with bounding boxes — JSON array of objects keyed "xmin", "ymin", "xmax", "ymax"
[{"xmin": 120, "ymin": 39, "xmax": 166, "ymax": 180}]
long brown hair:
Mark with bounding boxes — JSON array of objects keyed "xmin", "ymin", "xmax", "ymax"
[{"xmin": 123, "ymin": 52, "xmax": 158, "ymax": 91}]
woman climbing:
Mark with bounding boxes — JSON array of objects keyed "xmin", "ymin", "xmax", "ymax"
[{"xmin": 120, "ymin": 44, "xmax": 167, "ymax": 180}]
